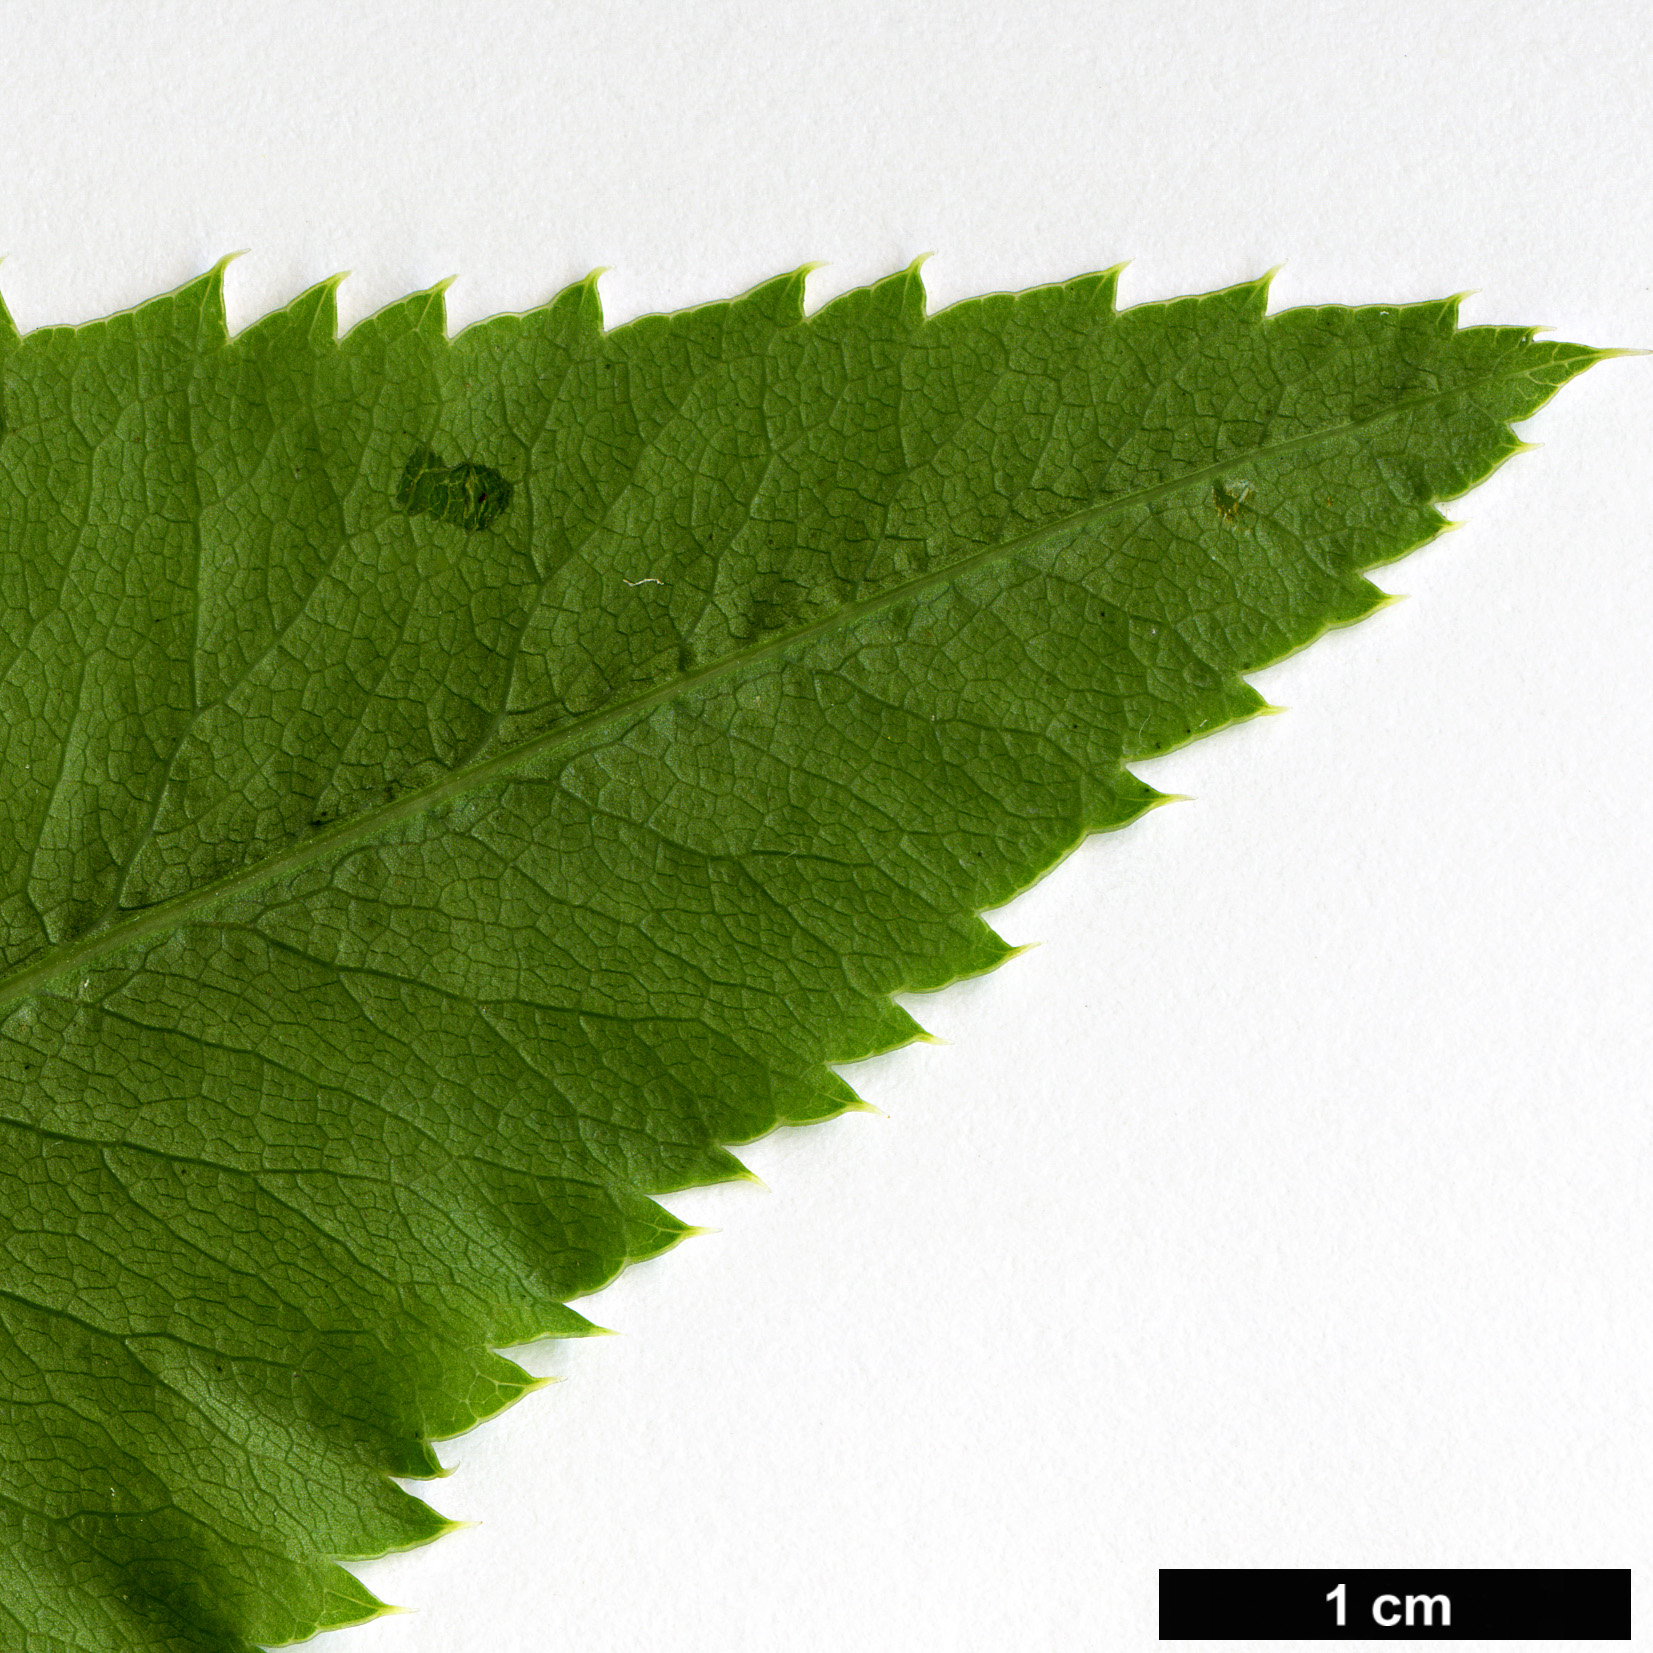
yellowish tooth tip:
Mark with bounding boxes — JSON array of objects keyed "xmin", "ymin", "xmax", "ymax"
[
  {"xmin": 1375, "ymin": 591, "xmax": 1409, "ymax": 607},
  {"xmin": 522, "ymin": 1374, "xmax": 561, "ymax": 1394},
  {"xmin": 1151, "ymin": 791, "xmax": 1193, "ymax": 806},
  {"xmin": 441, "ymin": 1519, "xmax": 482, "ymax": 1535},
  {"xmin": 1257, "ymin": 703, "xmax": 1288, "ymax": 716},
  {"xmin": 737, "ymin": 1170, "xmax": 772, "ymax": 1192},
  {"xmin": 844, "ymin": 1098, "xmax": 888, "ymax": 1117},
  {"xmin": 680, "ymin": 1224, "xmax": 720, "ymax": 1239},
  {"xmin": 912, "ymin": 1028, "xmax": 948, "ymax": 1046},
  {"xmin": 372, "ymin": 1602, "xmax": 414, "ymax": 1619}
]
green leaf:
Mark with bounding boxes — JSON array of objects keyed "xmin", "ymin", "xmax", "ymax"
[{"xmin": 0, "ymin": 259, "xmax": 1604, "ymax": 1650}]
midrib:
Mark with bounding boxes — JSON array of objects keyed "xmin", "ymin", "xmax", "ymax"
[{"xmin": 0, "ymin": 360, "xmax": 1556, "ymax": 1012}]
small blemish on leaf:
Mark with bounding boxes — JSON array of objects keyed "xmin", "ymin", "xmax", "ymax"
[
  {"xmin": 395, "ymin": 444, "xmax": 514, "ymax": 532},
  {"xmin": 1212, "ymin": 480, "xmax": 1254, "ymax": 524}
]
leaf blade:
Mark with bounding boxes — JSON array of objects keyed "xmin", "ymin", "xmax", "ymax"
[{"xmin": 0, "ymin": 263, "xmax": 1605, "ymax": 1648}]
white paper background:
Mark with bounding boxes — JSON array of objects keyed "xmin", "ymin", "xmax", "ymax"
[{"xmin": 2, "ymin": 2, "xmax": 1648, "ymax": 1648}]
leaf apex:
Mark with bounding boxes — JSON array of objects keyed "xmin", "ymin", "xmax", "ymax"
[{"xmin": 843, "ymin": 1099, "xmax": 889, "ymax": 1118}]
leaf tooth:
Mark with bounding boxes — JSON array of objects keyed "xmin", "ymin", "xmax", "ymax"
[
  {"xmin": 1078, "ymin": 261, "xmax": 1127, "ymax": 315},
  {"xmin": 339, "ymin": 272, "xmax": 456, "ymax": 347},
  {"xmin": 1253, "ymin": 262, "xmax": 1285, "ymax": 310}
]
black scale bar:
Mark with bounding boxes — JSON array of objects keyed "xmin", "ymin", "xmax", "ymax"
[{"xmin": 1159, "ymin": 1569, "xmax": 1631, "ymax": 1640}]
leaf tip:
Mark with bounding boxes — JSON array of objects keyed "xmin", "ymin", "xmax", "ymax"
[{"xmin": 371, "ymin": 1601, "xmax": 416, "ymax": 1619}]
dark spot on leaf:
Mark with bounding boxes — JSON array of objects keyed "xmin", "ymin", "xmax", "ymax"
[{"xmin": 395, "ymin": 444, "xmax": 514, "ymax": 532}]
